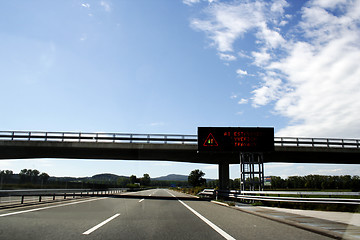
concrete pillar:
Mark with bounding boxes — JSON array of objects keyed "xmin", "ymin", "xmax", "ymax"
[{"xmin": 218, "ymin": 162, "xmax": 229, "ymax": 190}]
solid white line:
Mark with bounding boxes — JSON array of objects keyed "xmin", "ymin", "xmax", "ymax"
[
  {"xmin": 82, "ymin": 213, "xmax": 120, "ymax": 235},
  {"xmin": 139, "ymin": 199, "xmax": 144, "ymax": 203},
  {"xmin": 166, "ymin": 190, "xmax": 236, "ymax": 240},
  {"xmin": 0, "ymin": 197, "xmax": 107, "ymax": 217},
  {"xmin": 167, "ymin": 191, "xmax": 177, "ymax": 198},
  {"xmin": 177, "ymin": 200, "xmax": 236, "ymax": 240}
]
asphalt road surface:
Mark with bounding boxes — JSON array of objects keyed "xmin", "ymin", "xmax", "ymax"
[{"xmin": 0, "ymin": 189, "xmax": 332, "ymax": 240}]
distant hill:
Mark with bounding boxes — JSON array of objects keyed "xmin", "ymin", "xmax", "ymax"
[
  {"xmin": 49, "ymin": 173, "xmax": 127, "ymax": 182},
  {"xmin": 153, "ymin": 174, "xmax": 216, "ymax": 182},
  {"xmin": 91, "ymin": 173, "xmax": 127, "ymax": 181},
  {"xmin": 48, "ymin": 173, "xmax": 215, "ymax": 182},
  {"xmin": 153, "ymin": 174, "xmax": 188, "ymax": 181}
]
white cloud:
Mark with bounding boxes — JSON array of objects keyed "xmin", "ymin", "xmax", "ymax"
[
  {"xmin": 252, "ymin": 48, "xmax": 271, "ymax": 66},
  {"xmin": 272, "ymin": 2, "xmax": 360, "ymax": 137},
  {"xmin": 81, "ymin": 3, "xmax": 90, "ymax": 8},
  {"xmin": 80, "ymin": 34, "xmax": 87, "ymax": 41},
  {"xmin": 100, "ymin": 1, "xmax": 111, "ymax": 12},
  {"xmin": 270, "ymin": 0, "xmax": 288, "ymax": 14},
  {"xmin": 252, "ymin": 74, "xmax": 283, "ymax": 107},
  {"xmin": 237, "ymin": 98, "xmax": 248, "ymax": 104},
  {"xmin": 238, "ymin": 51, "xmax": 251, "ymax": 59},
  {"xmin": 236, "ymin": 69, "xmax": 248, "ymax": 76},
  {"xmin": 189, "ymin": 0, "xmax": 360, "ymax": 138},
  {"xmin": 278, "ymin": 20, "xmax": 288, "ymax": 26},
  {"xmin": 183, "ymin": 0, "xmax": 201, "ymax": 5},
  {"xmin": 190, "ymin": 1, "xmax": 267, "ymax": 52},
  {"xmin": 256, "ymin": 22, "xmax": 286, "ymax": 49},
  {"xmin": 218, "ymin": 53, "xmax": 236, "ymax": 61},
  {"xmin": 313, "ymin": 0, "xmax": 348, "ymax": 9},
  {"xmin": 183, "ymin": 0, "xmax": 217, "ymax": 6},
  {"xmin": 230, "ymin": 93, "xmax": 237, "ymax": 99}
]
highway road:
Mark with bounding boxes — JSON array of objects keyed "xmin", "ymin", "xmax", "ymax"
[{"xmin": 0, "ymin": 189, "xmax": 332, "ymax": 240}]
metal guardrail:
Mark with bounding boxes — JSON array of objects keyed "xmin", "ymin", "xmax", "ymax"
[
  {"xmin": 0, "ymin": 188, "xmax": 127, "ymax": 207},
  {"xmin": 198, "ymin": 189, "xmax": 360, "ymax": 205},
  {"xmin": 0, "ymin": 189, "xmax": 91, "ymax": 197},
  {"xmin": 240, "ymin": 190, "xmax": 360, "ymax": 196},
  {"xmin": 0, "ymin": 131, "xmax": 359, "ymax": 148}
]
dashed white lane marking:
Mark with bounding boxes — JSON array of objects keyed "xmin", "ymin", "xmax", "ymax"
[
  {"xmin": 166, "ymin": 190, "xmax": 236, "ymax": 240},
  {"xmin": 139, "ymin": 199, "xmax": 145, "ymax": 203},
  {"xmin": 0, "ymin": 197, "xmax": 107, "ymax": 217},
  {"xmin": 82, "ymin": 213, "xmax": 120, "ymax": 235}
]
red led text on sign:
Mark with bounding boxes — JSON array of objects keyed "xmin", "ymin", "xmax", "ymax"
[{"xmin": 224, "ymin": 131, "xmax": 262, "ymax": 147}]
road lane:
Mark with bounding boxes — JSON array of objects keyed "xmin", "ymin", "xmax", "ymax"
[
  {"xmin": 0, "ymin": 189, "xmax": 333, "ymax": 240},
  {"xmin": 0, "ymin": 196, "xmax": 141, "ymax": 239},
  {"xmin": 77, "ymin": 189, "xmax": 225, "ymax": 240},
  {"xmin": 0, "ymin": 190, "xmax": 224, "ymax": 240},
  {"xmin": 166, "ymin": 189, "xmax": 332, "ymax": 240}
]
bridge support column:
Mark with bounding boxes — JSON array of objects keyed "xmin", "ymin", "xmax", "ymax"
[{"xmin": 218, "ymin": 162, "xmax": 229, "ymax": 191}]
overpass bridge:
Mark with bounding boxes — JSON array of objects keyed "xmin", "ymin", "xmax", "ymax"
[
  {"xmin": 1, "ymin": 131, "xmax": 359, "ymax": 164},
  {"xmin": 1, "ymin": 131, "xmax": 359, "ymax": 189}
]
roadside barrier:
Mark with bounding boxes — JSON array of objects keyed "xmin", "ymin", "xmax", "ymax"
[
  {"xmin": 0, "ymin": 188, "xmax": 128, "ymax": 208},
  {"xmin": 198, "ymin": 189, "xmax": 360, "ymax": 205}
]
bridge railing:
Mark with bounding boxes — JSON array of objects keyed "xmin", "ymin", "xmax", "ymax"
[
  {"xmin": 1, "ymin": 131, "xmax": 359, "ymax": 148},
  {"xmin": 274, "ymin": 137, "xmax": 360, "ymax": 148},
  {"xmin": 0, "ymin": 131, "xmax": 198, "ymax": 145}
]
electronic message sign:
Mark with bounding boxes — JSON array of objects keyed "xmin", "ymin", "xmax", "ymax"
[{"xmin": 198, "ymin": 127, "xmax": 274, "ymax": 152}]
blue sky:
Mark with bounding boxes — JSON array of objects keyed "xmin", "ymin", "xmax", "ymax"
[{"xmin": 1, "ymin": 0, "xmax": 359, "ymax": 179}]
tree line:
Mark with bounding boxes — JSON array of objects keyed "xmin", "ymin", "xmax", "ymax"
[
  {"xmin": 2, "ymin": 168, "xmax": 359, "ymax": 191},
  {"xmin": 118, "ymin": 174, "xmax": 151, "ymax": 187},
  {"xmin": 0, "ymin": 169, "xmax": 50, "ymax": 186},
  {"xmin": 186, "ymin": 169, "xmax": 360, "ymax": 191},
  {"xmin": 270, "ymin": 175, "xmax": 360, "ymax": 191}
]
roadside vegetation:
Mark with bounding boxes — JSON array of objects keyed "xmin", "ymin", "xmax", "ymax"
[
  {"xmin": 1, "ymin": 168, "xmax": 359, "ymax": 193},
  {"xmin": 1, "ymin": 168, "xmax": 359, "ymax": 212},
  {"xmin": 0, "ymin": 169, "xmax": 189, "ymax": 190},
  {"xmin": 170, "ymin": 170, "xmax": 360, "ymax": 213},
  {"xmin": 171, "ymin": 169, "xmax": 208, "ymax": 195}
]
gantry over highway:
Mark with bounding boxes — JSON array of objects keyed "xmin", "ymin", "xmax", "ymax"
[{"xmin": 1, "ymin": 130, "xmax": 360, "ymax": 190}]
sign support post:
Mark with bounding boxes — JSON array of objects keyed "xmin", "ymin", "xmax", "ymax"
[{"xmin": 240, "ymin": 153, "xmax": 264, "ymax": 191}]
